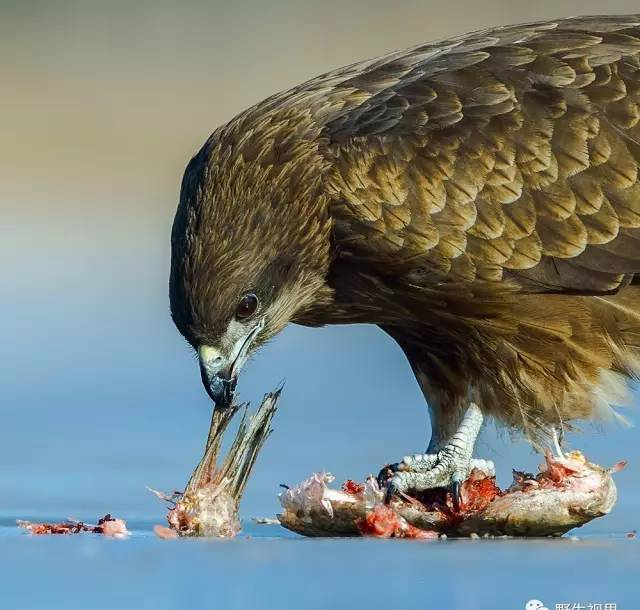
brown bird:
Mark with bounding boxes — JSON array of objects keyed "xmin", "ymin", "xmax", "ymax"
[{"xmin": 170, "ymin": 14, "xmax": 640, "ymax": 500}]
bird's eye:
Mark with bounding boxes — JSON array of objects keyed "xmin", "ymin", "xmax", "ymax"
[{"xmin": 235, "ymin": 293, "xmax": 259, "ymax": 320}]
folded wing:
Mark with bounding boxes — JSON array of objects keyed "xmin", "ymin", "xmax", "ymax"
[{"xmin": 315, "ymin": 15, "xmax": 640, "ymax": 294}]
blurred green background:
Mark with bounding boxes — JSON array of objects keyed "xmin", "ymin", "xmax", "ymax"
[{"xmin": 1, "ymin": 0, "xmax": 638, "ymax": 528}]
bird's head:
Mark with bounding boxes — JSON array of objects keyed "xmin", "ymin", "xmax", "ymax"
[
  {"xmin": 169, "ymin": 114, "xmax": 334, "ymax": 408},
  {"xmin": 172, "ymin": 252, "xmax": 326, "ymax": 409}
]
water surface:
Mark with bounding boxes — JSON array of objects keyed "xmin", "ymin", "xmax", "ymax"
[{"xmin": 1, "ymin": 518, "xmax": 636, "ymax": 610}]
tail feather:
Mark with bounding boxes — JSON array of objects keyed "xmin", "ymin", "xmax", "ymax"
[{"xmin": 475, "ymin": 286, "xmax": 640, "ymax": 445}]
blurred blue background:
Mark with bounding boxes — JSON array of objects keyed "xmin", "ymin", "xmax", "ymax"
[{"xmin": 1, "ymin": 1, "xmax": 638, "ymax": 608}]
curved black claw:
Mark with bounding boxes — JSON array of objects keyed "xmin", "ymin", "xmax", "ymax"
[
  {"xmin": 383, "ymin": 479, "xmax": 400, "ymax": 504},
  {"xmin": 451, "ymin": 479, "xmax": 462, "ymax": 511}
]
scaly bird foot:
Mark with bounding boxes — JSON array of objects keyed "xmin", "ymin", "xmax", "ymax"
[
  {"xmin": 377, "ymin": 403, "xmax": 495, "ymax": 506},
  {"xmin": 378, "ymin": 455, "xmax": 496, "ymax": 505}
]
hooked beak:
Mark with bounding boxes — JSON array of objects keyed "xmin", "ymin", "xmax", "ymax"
[
  {"xmin": 198, "ymin": 348, "xmax": 235, "ymax": 409},
  {"xmin": 197, "ymin": 320, "xmax": 264, "ymax": 409}
]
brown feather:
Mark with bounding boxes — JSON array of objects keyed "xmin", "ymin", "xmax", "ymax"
[{"xmin": 172, "ymin": 14, "xmax": 640, "ymax": 449}]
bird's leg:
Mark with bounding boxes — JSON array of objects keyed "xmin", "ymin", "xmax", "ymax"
[{"xmin": 378, "ymin": 403, "xmax": 495, "ymax": 503}]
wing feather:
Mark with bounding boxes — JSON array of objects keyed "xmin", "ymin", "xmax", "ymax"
[{"xmin": 317, "ymin": 14, "xmax": 640, "ymax": 293}]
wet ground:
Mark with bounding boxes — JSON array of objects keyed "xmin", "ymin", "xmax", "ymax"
[{"xmin": 1, "ymin": 517, "xmax": 636, "ymax": 610}]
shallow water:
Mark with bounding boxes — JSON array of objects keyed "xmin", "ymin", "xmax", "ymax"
[
  {"xmin": 1, "ymin": 517, "xmax": 636, "ymax": 610},
  {"xmin": 2, "ymin": 321, "xmax": 639, "ymax": 609}
]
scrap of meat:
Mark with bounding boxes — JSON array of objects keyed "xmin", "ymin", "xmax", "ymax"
[
  {"xmin": 342, "ymin": 480, "xmax": 365, "ymax": 496},
  {"xmin": 357, "ymin": 505, "xmax": 438, "ymax": 539},
  {"xmin": 278, "ymin": 451, "xmax": 621, "ymax": 538},
  {"xmin": 153, "ymin": 391, "xmax": 280, "ymax": 538},
  {"xmin": 17, "ymin": 514, "xmax": 129, "ymax": 538}
]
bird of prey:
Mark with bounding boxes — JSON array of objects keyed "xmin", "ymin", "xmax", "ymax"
[{"xmin": 170, "ymin": 14, "xmax": 640, "ymax": 500}]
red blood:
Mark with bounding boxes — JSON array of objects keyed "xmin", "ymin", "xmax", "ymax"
[
  {"xmin": 357, "ymin": 505, "xmax": 399, "ymax": 538},
  {"xmin": 357, "ymin": 505, "xmax": 437, "ymax": 539},
  {"xmin": 542, "ymin": 455, "xmax": 579, "ymax": 485},
  {"xmin": 341, "ymin": 480, "xmax": 365, "ymax": 495},
  {"xmin": 406, "ymin": 469, "xmax": 500, "ymax": 527},
  {"xmin": 504, "ymin": 455, "xmax": 579, "ymax": 492},
  {"xmin": 459, "ymin": 469, "xmax": 501, "ymax": 512},
  {"xmin": 19, "ymin": 521, "xmax": 92, "ymax": 535}
]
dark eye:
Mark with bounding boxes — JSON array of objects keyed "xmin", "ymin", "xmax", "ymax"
[{"xmin": 235, "ymin": 293, "xmax": 259, "ymax": 320}]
